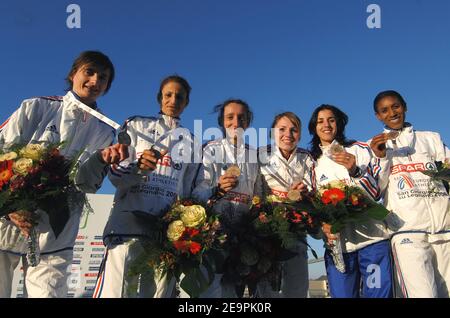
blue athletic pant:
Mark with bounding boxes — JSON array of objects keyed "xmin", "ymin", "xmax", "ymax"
[{"xmin": 324, "ymin": 239, "xmax": 393, "ymax": 298}]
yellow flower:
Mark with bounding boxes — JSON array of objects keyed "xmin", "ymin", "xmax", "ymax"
[
  {"xmin": 167, "ymin": 220, "xmax": 185, "ymax": 241},
  {"xmin": 252, "ymin": 196, "xmax": 261, "ymax": 205},
  {"xmin": 180, "ymin": 205, "xmax": 206, "ymax": 228},
  {"xmin": 0, "ymin": 152, "xmax": 18, "ymax": 161},
  {"xmin": 328, "ymin": 180, "xmax": 346, "ymax": 190},
  {"xmin": 20, "ymin": 144, "xmax": 44, "ymax": 161},
  {"xmin": 13, "ymin": 158, "xmax": 33, "ymax": 175}
]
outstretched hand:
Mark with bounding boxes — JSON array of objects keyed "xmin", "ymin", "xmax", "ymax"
[{"xmin": 100, "ymin": 143, "xmax": 129, "ymax": 164}]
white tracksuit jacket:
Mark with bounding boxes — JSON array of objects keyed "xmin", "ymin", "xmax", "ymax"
[
  {"xmin": 258, "ymin": 145, "xmax": 315, "ymax": 198},
  {"xmin": 373, "ymin": 124, "xmax": 450, "ymax": 235},
  {"xmin": 0, "ymin": 91, "xmax": 115, "ymax": 254},
  {"xmin": 77, "ymin": 114, "xmax": 200, "ymax": 241},
  {"xmin": 192, "ymin": 138, "xmax": 259, "ymax": 229},
  {"xmin": 369, "ymin": 124, "xmax": 450, "ymax": 297},
  {"xmin": 314, "ymin": 141, "xmax": 390, "ymax": 253}
]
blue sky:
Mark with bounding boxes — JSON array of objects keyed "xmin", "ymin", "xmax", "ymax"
[{"xmin": 1, "ymin": 0, "xmax": 449, "ymax": 279}]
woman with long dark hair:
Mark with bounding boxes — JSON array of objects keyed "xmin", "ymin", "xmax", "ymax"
[{"xmin": 308, "ymin": 104, "xmax": 392, "ymax": 298}]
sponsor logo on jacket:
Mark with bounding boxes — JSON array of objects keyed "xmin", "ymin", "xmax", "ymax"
[{"xmin": 391, "ymin": 163, "xmax": 425, "ymax": 175}]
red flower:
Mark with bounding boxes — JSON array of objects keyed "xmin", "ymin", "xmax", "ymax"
[
  {"xmin": 189, "ymin": 241, "xmax": 202, "ymax": 254},
  {"xmin": 184, "ymin": 227, "xmax": 200, "ymax": 238},
  {"xmin": 173, "ymin": 240, "xmax": 188, "ymax": 252},
  {"xmin": 322, "ymin": 188, "xmax": 346, "ymax": 206}
]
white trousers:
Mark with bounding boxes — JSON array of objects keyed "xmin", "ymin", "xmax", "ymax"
[
  {"xmin": 0, "ymin": 249, "xmax": 73, "ymax": 298},
  {"xmin": 93, "ymin": 239, "xmax": 175, "ymax": 298},
  {"xmin": 391, "ymin": 232, "xmax": 450, "ymax": 298}
]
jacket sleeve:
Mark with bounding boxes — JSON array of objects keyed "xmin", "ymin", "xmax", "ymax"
[
  {"xmin": 351, "ymin": 144, "xmax": 382, "ymax": 201},
  {"xmin": 192, "ymin": 145, "xmax": 218, "ymax": 204},
  {"xmin": 106, "ymin": 121, "xmax": 144, "ymax": 190},
  {"xmin": 0, "ymin": 99, "xmax": 43, "ymax": 148},
  {"xmin": 302, "ymin": 153, "xmax": 316, "ymax": 192},
  {"xmin": 178, "ymin": 163, "xmax": 201, "ymax": 199},
  {"xmin": 431, "ymin": 132, "xmax": 450, "ymax": 163}
]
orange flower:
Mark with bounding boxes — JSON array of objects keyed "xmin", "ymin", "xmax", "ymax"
[
  {"xmin": 0, "ymin": 160, "xmax": 14, "ymax": 188},
  {"xmin": 322, "ymin": 188, "xmax": 346, "ymax": 206},
  {"xmin": 173, "ymin": 240, "xmax": 202, "ymax": 255},
  {"xmin": 291, "ymin": 212, "xmax": 303, "ymax": 223},
  {"xmin": 258, "ymin": 212, "xmax": 269, "ymax": 223}
]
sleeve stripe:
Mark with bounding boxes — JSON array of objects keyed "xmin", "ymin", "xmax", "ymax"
[{"xmin": 359, "ymin": 176, "xmax": 380, "ymax": 200}]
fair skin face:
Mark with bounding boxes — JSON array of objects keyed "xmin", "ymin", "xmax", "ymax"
[
  {"xmin": 70, "ymin": 63, "xmax": 111, "ymax": 106},
  {"xmin": 160, "ymin": 81, "xmax": 188, "ymax": 118},
  {"xmin": 274, "ymin": 116, "xmax": 300, "ymax": 159},
  {"xmin": 135, "ymin": 81, "xmax": 189, "ymax": 173},
  {"xmin": 218, "ymin": 103, "xmax": 249, "ymax": 194},
  {"xmin": 274, "ymin": 116, "xmax": 307, "ymax": 195},
  {"xmin": 370, "ymin": 95, "xmax": 407, "ymax": 158}
]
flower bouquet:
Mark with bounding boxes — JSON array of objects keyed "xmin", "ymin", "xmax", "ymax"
[
  {"xmin": 221, "ymin": 195, "xmax": 321, "ymax": 297},
  {"xmin": 0, "ymin": 143, "xmax": 81, "ymax": 266},
  {"xmin": 313, "ymin": 180, "xmax": 390, "ymax": 273},
  {"xmin": 128, "ymin": 199, "xmax": 227, "ymax": 298}
]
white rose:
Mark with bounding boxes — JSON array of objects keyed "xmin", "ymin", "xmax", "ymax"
[
  {"xmin": 0, "ymin": 152, "xmax": 18, "ymax": 161},
  {"xmin": 180, "ymin": 205, "xmax": 207, "ymax": 228},
  {"xmin": 13, "ymin": 158, "xmax": 33, "ymax": 175},
  {"xmin": 167, "ymin": 220, "xmax": 185, "ymax": 241},
  {"xmin": 20, "ymin": 144, "xmax": 44, "ymax": 161}
]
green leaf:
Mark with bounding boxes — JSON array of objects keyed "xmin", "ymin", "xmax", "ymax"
[
  {"xmin": 0, "ymin": 191, "xmax": 11, "ymax": 215},
  {"xmin": 365, "ymin": 204, "xmax": 390, "ymax": 221},
  {"xmin": 331, "ymin": 222, "xmax": 344, "ymax": 234},
  {"xmin": 180, "ymin": 267, "xmax": 209, "ymax": 298}
]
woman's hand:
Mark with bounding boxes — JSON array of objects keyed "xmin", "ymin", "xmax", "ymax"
[
  {"xmin": 8, "ymin": 210, "xmax": 35, "ymax": 237},
  {"xmin": 370, "ymin": 133, "xmax": 389, "ymax": 158},
  {"xmin": 332, "ymin": 151, "xmax": 357, "ymax": 175},
  {"xmin": 218, "ymin": 174, "xmax": 239, "ymax": 194},
  {"xmin": 138, "ymin": 149, "xmax": 168, "ymax": 172},
  {"xmin": 100, "ymin": 143, "xmax": 129, "ymax": 164}
]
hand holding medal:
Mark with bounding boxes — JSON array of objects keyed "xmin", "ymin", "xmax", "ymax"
[{"xmin": 218, "ymin": 165, "xmax": 241, "ymax": 194}]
